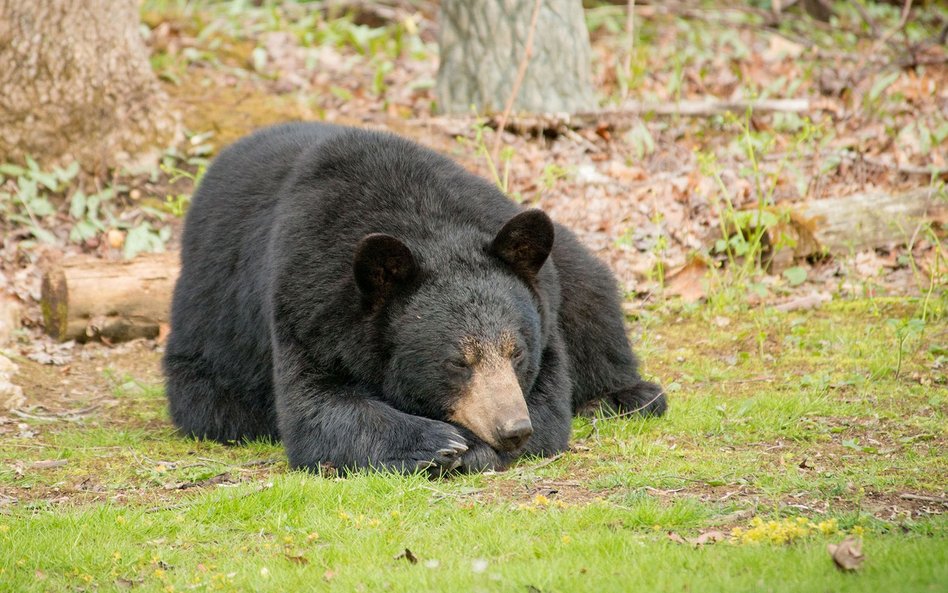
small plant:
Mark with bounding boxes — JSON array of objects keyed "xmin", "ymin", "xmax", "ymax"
[
  {"xmin": 0, "ymin": 155, "xmax": 193, "ymax": 258},
  {"xmin": 539, "ymin": 163, "xmax": 570, "ymax": 191},
  {"xmin": 159, "ymin": 160, "xmax": 206, "ymax": 218},
  {"xmin": 697, "ymin": 109, "xmax": 826, "ymax": 306},
  {"xmin": 649, "ymin": 211, "xmax": 669, "ymax": 290},
  {"xmin": 626, "ymin": 121, "xmax": 655, "ymax": 161},
  {"xmin": 0, "ymin": 158, "xmax": 79, "ymax": 243},
  {"xmin": 887, "ymin": 317, "xmax": 926, "ymax": 380},
  {"xmin": 456, "ymin": 119, "xmax": 518, "ymax": 198}
]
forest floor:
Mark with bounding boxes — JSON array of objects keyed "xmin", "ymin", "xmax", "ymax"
[{"xmin": 1, "ymin": 1, "xmax": 947, "ymax": 592}]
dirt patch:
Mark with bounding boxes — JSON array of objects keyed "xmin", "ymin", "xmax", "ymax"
[{"xmin": 3, "ymin": 336, "xmax": 162, "ymax": 413}]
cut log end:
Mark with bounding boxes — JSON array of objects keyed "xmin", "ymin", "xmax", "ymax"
[{"xmin": 40, "ymin": 266, "xmax": 69, "ymax": 341}]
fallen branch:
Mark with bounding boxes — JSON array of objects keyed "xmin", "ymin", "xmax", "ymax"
[
  {"xmin": 41, "ymin": 252, "xmax": 179, "ymax": 342},
  {"xmin": 410, "ymin": 98, "xmax": 833, "ymax": 137},
  {"xmin": 496, "ymin": 99, "xmax": 827, "ymax": 134},
  {"xmin": 899, "ymin": 493, "xmax": 948, "ymax": 504},
  {"xmin": 754, "ymin": 187, "xmax": 947, "ymax": 264}
]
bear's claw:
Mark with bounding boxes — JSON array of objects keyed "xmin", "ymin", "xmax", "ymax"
[{"xmin": 437, "ymin": 442, "xmax": 468, "ymax": 457}]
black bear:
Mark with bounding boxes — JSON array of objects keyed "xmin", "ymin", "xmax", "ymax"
[{"xmin": 163, "ymin": 122, "xmax": 665, "ymax": 475}]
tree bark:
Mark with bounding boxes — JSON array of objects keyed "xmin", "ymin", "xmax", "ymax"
[
  {"xmin": 41, "ymin": 253, "xmax": 179, "ymax": 343},
  {"xmin": 437, "ymin": 0, "xmax": 595, "ymax": 115},
  {"xmin": 0, "ymin": 0, "xmax": 177, "ymax": 169}
]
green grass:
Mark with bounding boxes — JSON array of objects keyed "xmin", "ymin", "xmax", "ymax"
[
  {"xmin": 2, "ymin": 299, "xmax": 946, "ymax": 592},
  {"xmin": 6, "ymin": 476, "xmax": 947, "ymax": 593}
]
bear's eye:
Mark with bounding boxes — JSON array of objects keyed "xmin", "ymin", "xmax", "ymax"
[
  {"xmin": 445, "ymin": 358, "xmax": 470, "ymax": 372},
  {"xmin": 511, "ymin": 347, "xmax": 525, "ymax": 363}
]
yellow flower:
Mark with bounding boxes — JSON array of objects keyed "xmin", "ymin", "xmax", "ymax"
[
  {"xmin": 817, "ymin": 519, "xmax": 838, "ymax": 535},
  {"xmin": 732, "ymin": 517, "xmax": 820, "ymax": 545}
]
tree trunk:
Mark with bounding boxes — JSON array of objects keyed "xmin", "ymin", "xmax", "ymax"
[
  {"xmin": 436, "ymin": 0, "xmax": 595, "ymax": 115},
  {"xmin": 0, "ymin": 0, "xmax": 177, "ymax": 169}
]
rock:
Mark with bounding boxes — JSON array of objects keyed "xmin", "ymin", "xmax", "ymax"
[
  {"xmin": 0, "ymin": 296, "xmax": 22, "ymax": 345},
  {"xmin": 0, "ymin": 354, "xmax": 25, "ymax": 410}
]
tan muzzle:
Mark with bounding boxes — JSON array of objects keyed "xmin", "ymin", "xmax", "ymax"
[{"xmin": 449, "ymin": 355, "xmax": 533, "ymax": 452}]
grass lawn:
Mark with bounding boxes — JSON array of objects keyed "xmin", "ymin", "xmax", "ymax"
[{"xmin": 2, "ymin": 297, "xmax": 945, "ymax": 592}]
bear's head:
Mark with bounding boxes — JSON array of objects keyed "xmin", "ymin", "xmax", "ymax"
[{"xmin": 353, "ymin": 210, "xmax": 555, "ymax": 453}]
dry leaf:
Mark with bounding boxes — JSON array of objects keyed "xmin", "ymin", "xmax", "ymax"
[
  {"xmin": 284, "ymin": 550, "xmax": 308, "ymax": 565},
  {"xmin": 667, "ymin": 531, "xmax": 688, "ymax": 544},
  {"xmin": 828, "ymin": 536, "xmax": 864, "ymax": 571},
  {"xmin": 668, "ymin": 530, "xmax": 726, "ymax": 546},
  {"xmin": 690, "ymin": 531, "xmax": 726, "ymax": 546},
  {"xmin": 665, "ymin": 259, "xmax": 708, "ymax": 303}
]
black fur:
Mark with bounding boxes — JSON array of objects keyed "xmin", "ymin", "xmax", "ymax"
[{"xmin": 163, "ymin": 122, "xmax": 665, "ymax": 475}]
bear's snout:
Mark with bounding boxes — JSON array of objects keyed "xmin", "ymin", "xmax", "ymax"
[
  {"xmin": 448, "ymin": 348, "xmax": 531, "ymax": 452},
  {"xmin": 495, "ymin": 417, "xmax": 533, "ymax": 452}
]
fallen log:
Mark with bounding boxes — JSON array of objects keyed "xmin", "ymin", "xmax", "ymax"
[
  {"xmin": 409, "ymin": 98, "xmax": 835, "ymax": 136},
  {"xmin": 41, "ymin": 252, "xmax": 179, "ymax": 342},
  {"xmin": 752, "ymin": 187, "xmax": 948, "ymax": 268},
  {"xmin": 501, "ymin": 99, "xmax": 840, "ymax": 132}
]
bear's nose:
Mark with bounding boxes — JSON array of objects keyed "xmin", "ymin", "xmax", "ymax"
[{"xmin": 495, "ymin": 418, "xmax": 533, "ymax": 452}]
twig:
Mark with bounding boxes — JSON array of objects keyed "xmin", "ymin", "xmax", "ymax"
[
  {"xmin": 512, "ymin": 452, "xmax": 565, "ymax": 474},
  {"xmin": 876, "ymin": 0, "xmax": 914, "ymax": 48},
  {"xmin": 238, "ymin": 457, "xmax": 283, "ymax": 467},
  {"xmin": 851, "ymin": 0, "xmax": 880, "ymax": 37},
  {"xmin": 145, "ymin": 481, "xmax": 274, "ymax": 513},
  {"xmin": 588, "ymin": 386, "xmax": 668, "ymax": 440},
  {"xmin": 693, "ymin": 375, "xmax": 776, "ymax": 386},
  {"xmin": 764, "ymin": 147, "xmax": 948, "ymax": 178},
  {"xmin": 900, "ymin": 493, "xmax": 948, "ymax": 504},
  {"xmin": 30, "ymin": 459, "xmax": 68, "ymax": 469},
  {"xmin": 11, "ymin": 405, "xmax": 100, "ymax": 422},
  {"xmin": 490, "ymin": 0, "xmax": 542, "ymax": 163},
  {"xmin": 622, "ymin": 0, "xmax": 636, "ymax": 101}
]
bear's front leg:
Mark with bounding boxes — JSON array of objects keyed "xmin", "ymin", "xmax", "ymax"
[
  {"xmin": 457, "ymin": 339, "xmax": 573, "ymax": 473},
  {"xmin": 273, "ymin": 341, "xmax": 468, "ymax": 477}
]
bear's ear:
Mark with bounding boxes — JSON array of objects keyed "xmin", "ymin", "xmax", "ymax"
[
  {"xmin": 353, "ymin": 234, "xmax": 417, "ymax": 305},
  {"xmin": 490, "ymin": 209, "xmax": 554, "ymax": 281}
]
